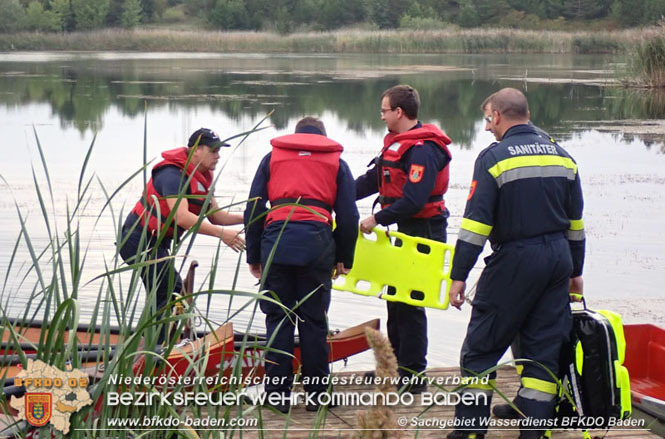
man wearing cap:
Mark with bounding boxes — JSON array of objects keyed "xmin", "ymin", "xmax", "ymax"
[
  {"xmin": 244, "ymin": 117, "xmax": 359, "ymax": 413},
  {"xmin": 118, "ymin": 128, "xmax": 245, "ymax": 343}
]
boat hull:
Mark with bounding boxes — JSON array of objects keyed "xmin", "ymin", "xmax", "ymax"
[{"xmin": 624, "ymin": 323, "xmax": 665, "ymax": 422}]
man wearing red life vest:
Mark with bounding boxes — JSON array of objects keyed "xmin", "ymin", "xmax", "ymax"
[
  {"xmin": 118, "ymin": 128, "xmax": 245, "ymax": 343},
  {"xmin": 355, "ymin": 85, "xmax": 452, "ymax": 393},
  {"xmin": 244, "ymin": 117, "xmax": 359, "ymax": 413}
]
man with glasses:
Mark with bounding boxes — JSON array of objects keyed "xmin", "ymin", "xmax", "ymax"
[
  {"xmin": 446, "ymin": 88, "xmax": 585, "ymax": 439},
  {"xmin": 355, "ymin": 84, "xmax": 453, "ymax": 393},
  {"xmin": 118, "ymin": 128, "xmax": 245, "ymax": 344}
]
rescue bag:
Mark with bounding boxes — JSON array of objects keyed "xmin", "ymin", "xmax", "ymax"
[{"xmin": 556, "ymin": 300, "xmax": 632, "ymax": 427}]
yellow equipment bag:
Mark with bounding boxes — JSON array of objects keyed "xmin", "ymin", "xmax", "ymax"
[{"xmin": 332, "ymin": 227, "xmax": 454, "ymax": 310}]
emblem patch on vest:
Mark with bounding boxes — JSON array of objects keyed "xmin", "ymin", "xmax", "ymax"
[
  {"xmin": 409, "ymin": 164, "xmax": 425, "ymax": 183},
  {"xmin": 388, "ymin": 142, "xmax": 401, "ymax": 152}
]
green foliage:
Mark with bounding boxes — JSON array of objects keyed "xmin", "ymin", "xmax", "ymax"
[
  {"xmin": 23, "ymin": 1, "xmax": 60, "ymax": 31},
  {"xmin": 632, "ymin": 37, "xmax": 665, "ymax": 87},
  {"xmin": 120, "ymin": 0, "xmax": 142, "ymax": 28},
  {"xmin": 0, "ymin": 0, "xmax": 27, "ymax": 32},
  {"xmin": 72, "ymin": 0, "xmax": 110, "ymax": 29},
  {"xmin": 457, "ymin": 0, "xmax": 478, "ymax": 28},
  {"xmin": 399, "ymin": 15, "xmax": 450, "ymax": 30},
  {"xmin": 162, "ymin": 4, "xmax": 186, "ymax": 22},
  {"xmin": 210, "ymin": 0, "xmax": 249, "ymax": 30},
  {"xmin": 369, "ymin": 0, "xmax": 405, "ymax": 29},
  {"xmin": 319, "ymin": 0, "xmax": 367, "ymax": 30},
  {"xmin": 572, "ymin": 33, "xmax": 622, "ymax": 53},
  {"xmin": 644, "ymin": 0, "xmax": 665, "ymax": 24},
  {"xmin": 612, "ymin": 0, "xmax": 644, "ymax": 27},
  {"xmin": 51, "ymin": 0, "xmax": 74, "ymax": 31},
  {"xmin": 1, "ymin": 0, "xmax": 665, "ymax": 33}
]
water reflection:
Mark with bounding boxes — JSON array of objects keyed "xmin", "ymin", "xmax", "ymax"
[{"xmin": 1, "ymin": 53, "xmax": 664, "ymax": 147}]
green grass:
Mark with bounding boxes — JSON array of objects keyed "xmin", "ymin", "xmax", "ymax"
[{"xmin": 0, "ymin": 27, "xmax": 661, "ymax": 54}]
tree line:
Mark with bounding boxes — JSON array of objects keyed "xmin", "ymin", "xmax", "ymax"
[{"xmin": 1, "ymin": 0, "xmax": 664, "ymax": 33}]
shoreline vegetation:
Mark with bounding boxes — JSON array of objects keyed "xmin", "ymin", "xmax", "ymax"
[{"xmin": 1, "ymin": 27, "xmax": 665, "ymax": 54}]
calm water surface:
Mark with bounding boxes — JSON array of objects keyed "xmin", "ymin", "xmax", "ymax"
[{"xmin": 1, "ymin": 52, "xmax": 663, "ymax": 370}]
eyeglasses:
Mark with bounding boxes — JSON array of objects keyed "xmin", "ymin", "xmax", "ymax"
[{"xmin": 380, "ymin": 107, "xmax": 397, "ymax": 115}]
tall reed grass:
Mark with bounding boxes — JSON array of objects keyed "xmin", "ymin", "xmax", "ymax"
[
  {"xmin": 630, "ymin": 37, "xmax": 665, "ymax": 88},
  {"xmin": 0, "ymin": 27, "xmax": 658, "ymax": 54}
]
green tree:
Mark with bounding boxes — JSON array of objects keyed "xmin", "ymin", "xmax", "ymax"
[
  {"xmin": 457, "ymin": 0, "xmax": 478, "ymax": 27},
  {"xmin": 612, "ymin": 0, "xmax": 645, "ymax": 26},
  {"xmin": 141, "ymin": 0, "xmax": 154, "ymax": 21},
  {"xmin": 319, "ymin": 0, "xmax": 367, "ymax": 29},
  {"xmin": 562, "ymin": 0, "xmax": 611, "ymax": 19},
  {"xmin": 291, "ymin": 0, "xmax": 319, "ymax": 29},
  {"xmin": 72, "ymin": 0, "xmax": 110, "ymax": 29},
  {"xmin": 369, "ymin": 0, "xmax": 405, "ymax": 29},
  {"xmin": 645, "ymin": 0, "xmax": 665, "ymax": 23},
  {"xmin": 51, "ymin": 0, "xmax": 75, "ymax": 30},
  {"xmin": 0, "ymin": 0, "xmax": 27, "ymax": 32},
  {"xmin": 474, "ymin": 0, "xmax": 510, "ymax": 21},
  {"xmin": 120, "ymin": 0, "xmax": 142, "ymax": 27},
  {"xmin": 23, "ymin": 1, "xmax": 60, "ymax": 31},
  {"xmin": 210, "ymin": 0, "xmax": 249, "ymax": 29}
]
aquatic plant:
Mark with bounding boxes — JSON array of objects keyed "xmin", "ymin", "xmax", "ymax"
[
  {"xmin": 0, "ymin": 27, "xmax": 653, "ymax": 54},
  {"xmin": 631, "ymin": 37, "xmax": 665, "ymax": 88}
]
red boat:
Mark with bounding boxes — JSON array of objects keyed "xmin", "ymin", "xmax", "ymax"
[
  {"xmin": 624, "ymin": 323, "xmax": 665, "ymax": 424},
  {"xmin": 2, "ymin": 318, "xmax": 378, "ymax": 384}
]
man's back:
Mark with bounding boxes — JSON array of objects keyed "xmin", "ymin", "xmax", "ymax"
[{"xmin": 474, "ymin": 124, "xmax": 582, "ymax": 245}]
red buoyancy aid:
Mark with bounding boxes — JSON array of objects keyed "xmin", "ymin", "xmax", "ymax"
[
  {"xmin": 131, "ymin": 147, "xmax": 213, "ymax": 238},
  {"xmin": 266, "ymin": 133, "xmax": 342, "ymax": 226},
  {"xmin": 379, "ymin": 124, "xmax": 452, "ymax": 219}
]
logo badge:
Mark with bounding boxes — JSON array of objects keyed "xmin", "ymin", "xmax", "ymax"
[
  {"xmin": 25, "ymin": 393, "xmax": 52, "ymax": 427},
  {"xmin": 467, "ymin": 180, "xmax": 478, "ymax": 200},
  {"xmin": 409, "ymin": 164, "xmax": 425, "ymax": 183}
]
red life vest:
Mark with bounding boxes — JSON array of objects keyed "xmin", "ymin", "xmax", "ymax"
[
  {"xmin": 266, "ymin": 133, "xmax": 342, "ymax": 226},
  {"xmin": 131, "ymin": 147, "xmax": 213, "ymax": 238},
  {"xmin": 378, "ymin": 124, "xmax": 452, "ymax": 219}
]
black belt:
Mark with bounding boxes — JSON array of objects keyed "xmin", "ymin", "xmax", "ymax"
[
  {"xmin": 378, "ymin": 194, "xmax": 443, "ymax": 205},
  {"xmin": 495, "ymin": 231, "xmax": 566, "ymax": 250}
]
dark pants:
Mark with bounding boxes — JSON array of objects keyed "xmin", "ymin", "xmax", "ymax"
[
  {"xmin": 390, "ymin": 214, "xmax": 447, "ymax": 378},
  {"xmin": 455, "ymin": 233, "xmax": 573, "ymax": 435},
  {"xmin": 117, "ymin": 215, "xmax": 182, "ymax": 343},
  {"xmin": 259, "ymin": 233, "xmax": 335, "ymax": 396}
]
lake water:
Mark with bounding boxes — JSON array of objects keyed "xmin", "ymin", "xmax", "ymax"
[{"xmin": 1, "ymin": 52, "xmax": 663, "ymax": 371}]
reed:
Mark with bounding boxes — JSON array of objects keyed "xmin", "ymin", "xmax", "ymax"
[
  {"xmin": 629, "ymin": 37, "xmax": 665, "ymax": 88},
  {"xmin": 0, "ymin": 27, "xmax": 659, "ymax": 54}
]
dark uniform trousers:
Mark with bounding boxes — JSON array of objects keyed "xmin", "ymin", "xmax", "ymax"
[
  {"xmin": 390, "ymin": 215, "xmax": 447, "ymax": 379},
  {"xmin": 259, "ymin": 232, "xmax": 335, "ymax": 397},
  {"xmin": 455, "ymin": 232, "xmax": 573, "ymax": 434},
  {"xmin": 118, "ymin": 215, "xmax": 183, "ymax": 344}
]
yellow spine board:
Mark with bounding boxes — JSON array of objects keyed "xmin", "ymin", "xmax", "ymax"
[{"xmin": 333, "ymin": 227, "xmax": 454, "ymax": 310}]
